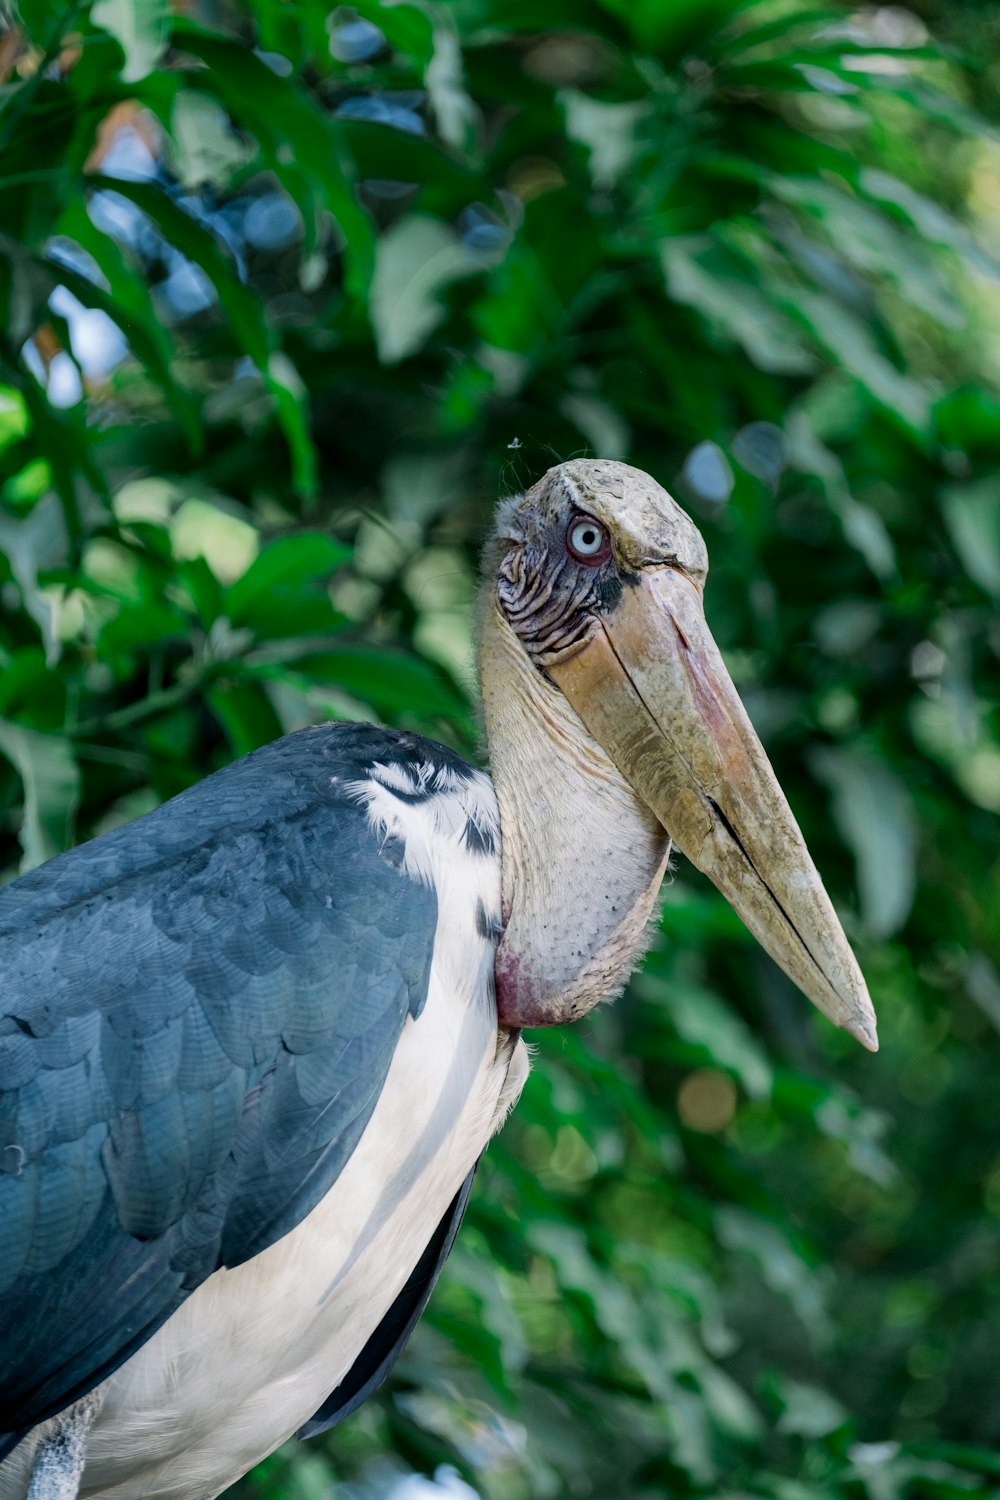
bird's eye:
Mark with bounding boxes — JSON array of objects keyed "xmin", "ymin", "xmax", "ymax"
[{"xmin": 566, "ymin": 516, "xmax": 610, "ymax": 564}]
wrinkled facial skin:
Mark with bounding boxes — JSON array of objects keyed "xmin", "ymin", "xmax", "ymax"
[
  {"xmin": 497, "ymin": 511, "xmax": 633, "ymax": 666},
  {"xmin": 494, "ymin": 460, "xmax": 708, "ymax": 666}
]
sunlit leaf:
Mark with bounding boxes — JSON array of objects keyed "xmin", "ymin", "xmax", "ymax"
[
  {"xmin": 662, "ymin": 239, "xmax": 817, "ymax": 375},
  {"xmin": 91, "ymin": 0, "xmax": 170, "ymax": 84},
  {"xmin": 426, "ymin": 26, "xmax": 477, "ymax": 153},
  {"xmin": 0, "ymin": 720, "xmax": 79, "ymax": 871},
  {"xmin": 265, "ymin": 353, "xmax": 317, "ymax": 501},
  {"xmin": 772, "ymin": 1376, "xmax": 849, "ymax": 1438},
  {"xmin": 170, "ymin": 91, "xmax": 251, "ymax": 190},
  {"xmin": 371, "ymin": 214, "xmax": 480, "ymax": 364},
  {"xmin": 561, "ymin": 91, "xmax": 645, "ymax": 189},
  {"xmin": 559, "ymin": 392, "xmax": 629, "ymax": 459},
  {"xmin": 0, "ymin": 491, "xmax": 67, "ymax": 664}
]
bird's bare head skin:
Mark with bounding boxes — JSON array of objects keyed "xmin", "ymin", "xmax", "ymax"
[{"xmin": 481, "ymin": 458, "xmax": 877, "ymax": 1051}]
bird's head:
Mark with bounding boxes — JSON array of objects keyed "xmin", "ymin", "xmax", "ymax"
[{"xmin": 482, "ymin": 457, "xmax": 877, "ymax": 1051}]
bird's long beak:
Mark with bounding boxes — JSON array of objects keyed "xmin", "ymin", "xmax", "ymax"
[{"xmin": 548, "ymin": 568, "xmax": 877, "ymax": 1050}]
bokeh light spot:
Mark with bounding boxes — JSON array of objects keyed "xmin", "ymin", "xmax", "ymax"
[{"xmin": 677, "ymin": 1070, "xmax": 738, "ymax": 1133}]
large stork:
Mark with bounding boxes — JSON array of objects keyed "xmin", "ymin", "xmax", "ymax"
[{"xmin": 0, "ymin": 460, "xmax": 876, "ymax": 1500}]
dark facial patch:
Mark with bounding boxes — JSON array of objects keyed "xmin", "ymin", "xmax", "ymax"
[{"xmin": 594, "ymin": 569, "xmax": 630, "ymax": 613}]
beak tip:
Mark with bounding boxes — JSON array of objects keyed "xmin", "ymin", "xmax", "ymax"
[{"xmin": 843, "ymin": 1011, "xmax": 879, "ymax": 1053}]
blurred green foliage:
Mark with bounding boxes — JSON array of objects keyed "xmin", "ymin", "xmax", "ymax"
[{"xmin": 2, "ymin": 0, "xmax": 1000, "ymax": 1496}]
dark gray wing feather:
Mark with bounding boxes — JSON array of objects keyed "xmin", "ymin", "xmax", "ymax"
[{"xmin": 0, "ymin": 724, "xmax": 471, "ymax": 1452}]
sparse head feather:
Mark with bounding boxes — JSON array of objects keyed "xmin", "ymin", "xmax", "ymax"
[{"xmin": 491, "ymin": 459, "xmax": 708, "ymax": 583}]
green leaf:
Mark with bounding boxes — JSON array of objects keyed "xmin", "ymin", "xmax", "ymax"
[
  {"xmin": 0, "ymin": 647, "xmax": 60, "ymax": 725},
  {"xmin": 806, "ymin": 1084, "xmax": 896, "ymax": 1187},
  {"xmin": 652, "ymin": 977, "xmax": 773, "ymax": 1099},
  {"xmin": 809, "ymin": 746, "xmax": 916, "ymax": 938},
  {"xmin": 97, "ymin": 599, "xmax": 189, "ymax": 653},
  {"xmin": 291, "ymin": 646, "xmax": 468, "ymax": 721},
  {"xmin": 878, "ymin": 78, "xmax": 1000, "ymax": 147},
  {"xmin": 859, "ymin": 169, "xmax": 1000, "ymax": 286},
  {"xmin": 170, "ymin": 498, "xmax": 258, "ymax": 585},
  {"xmin": 175, "ymin": 555, "xmax": 223, "ymax": 629},
  {"xmin": 528, "ymin": 1221, "xmax": 674, "ymax": 1404},
  {"xmin": 0, "ymin": 720, "xmax": 79, "ymax": 872},
  {"xmin": 0, "ymin": 387, "xmax": 29, "ymax": 451},
  {"xmin": 86, "ymin": 178, "xmax": 316, "ymax": 486},
  {"xmin": 769, "ymin": 176, "xmax": 962, "ymax": 329},
  {"xmin": 697, "ymin": 1364, "xmax": 765, "ymax": 1444},
  {"xmin": 87, "ymin": 175, "xmax": 270, "ymax": 367},
  {"xmin": 171, "ymin": 22, "xmax": 375, "ymax": 299},
  {"xmin": 265, "ymin": 353, "xmax": 317, "ymax": 501},
  {"xmin": 906, "ymin": 1443, "xmax": 1000, "ymax": 1480},
  {"xmin": 715, "ymin": 1208, "xmax": 830, "ymax": 1337},
  {"xmin": 940, "ymin": 478, "xmax": 1000, "ymax": 599},
  {"xmin": 662, "ymin": 239, "xmax": 816, "ymax": 375},
  {"xmin": 836, "ymin": 496, "xmax": 897, "ymax": 584},
  {"xmin": 443, "ymin": 1244, "xmax": 527, "ymax": 1385},
  {"xmin": 559, "ymin": 392, "xmax": 629, "ymax": 459},
  {"xmin": 207, "ymin": 680, "xmax": 284, "ymax": 757},
  {"xmin": 595, "ymin": 0, "xmax": 746, "ymax": 56},
  {"xmin": 351, "ymin": 1, "xmax": 434, "ymax": 66},
  {"xmin": 785, "ymin": 289, "xmax": 929, "ymax": 435},
  {"xmin": 49, "ymin": 205, "xmax": 200, "ymax": 448},
  {"xmin": 225, "ymin": 532, "xmax": 350, "ymax": 632},
  {"xmin": 784, "ymin": 410, "xmax": 898, "ymax": 580}
]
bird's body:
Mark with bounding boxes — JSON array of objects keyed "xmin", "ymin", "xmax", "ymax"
[
  {"xmin": 0, "ymin": 460, "xmax": 877, "ymax": 1500},
  {"xmin": 0, "ymin": 727, "xmax": 526, "ymax": 1499}
]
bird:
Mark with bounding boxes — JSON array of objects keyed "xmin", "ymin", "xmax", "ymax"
[{"xmin": 0, "ymin": 459, "xmax": 877, "ymax": 1500}]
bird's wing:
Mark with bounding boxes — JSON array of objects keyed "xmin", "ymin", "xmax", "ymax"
[
  {"xmin": 298, "ymin": 1162, "xmax": 477, "ymax": 1438},
  {"xmin": 0, "ymin": 724, "xmax": 487, "ymax": 1449}
]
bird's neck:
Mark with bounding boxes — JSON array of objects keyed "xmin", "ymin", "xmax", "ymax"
[{"xmin": 479, "ymin": 597, "xmax": 671, "ymax": 1027}]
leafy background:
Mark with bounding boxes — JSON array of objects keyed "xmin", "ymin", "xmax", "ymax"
[{"xmin": 2, "ymin": 0, "xmax": 999, "ymax": 1496}]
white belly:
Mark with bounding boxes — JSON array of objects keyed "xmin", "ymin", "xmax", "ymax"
[{"xmin": 1, "ymin": 759, "xmax": 528, "ymax": 1500}]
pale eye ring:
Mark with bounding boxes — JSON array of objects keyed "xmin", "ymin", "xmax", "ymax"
[{"xmin": 566, "ymin": 515, "xmax": 610, "ymax": 564}]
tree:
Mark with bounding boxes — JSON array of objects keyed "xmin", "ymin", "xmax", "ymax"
[{"xmin": 2, "ymin": 2, "xmax": 999, "ymax": 1495}]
